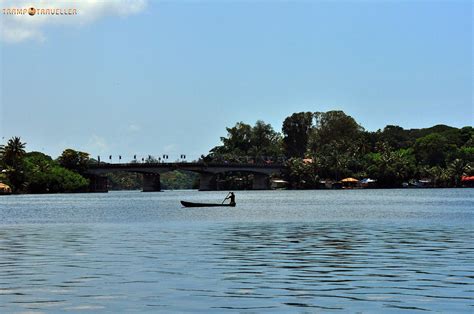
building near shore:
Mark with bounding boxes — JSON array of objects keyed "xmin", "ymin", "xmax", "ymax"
[{"xmin": 341, "ymin": 177, "xmax": 359, "ymax": 189}]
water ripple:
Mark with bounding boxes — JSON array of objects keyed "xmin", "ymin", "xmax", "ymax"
[{"xmin": 0, "ymin": 190, "xmax": 473, "ymax": 312}]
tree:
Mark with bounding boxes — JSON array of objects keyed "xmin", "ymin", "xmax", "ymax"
[
  {"xmin": 378, "ymin": 125, "xmax": 411, "ymax": 149},
  {"xmin": 211, "ymin": 122, "xmax": 253, "ymax": 156},
  {"xmin": 57, "ymin": 149, "xmax": 90, "ymax": 174},
  {"xmin": 456, "ymin": 146, "xmax": 474, "ymax": 163},
  {"xmin": 1, "ymin": 136, "xmax": 26, "ymax": 167},
  {"xmin": 24, "ymin": 152, "xmax": 89, "ymax": 193},
  {"xmin": 286, "ymin": 158, "xmax": 319, "ymax": 189},
  {"xmin": 447, "ymin": 159, "xmax": 471, "ymax": 187},
  {"xmin": 313, "ymin": 141, "xmax": 357, "ymax": 180},
  {"xmin": 309, "ymin": 110, "xmax": 364, "ymax": 152},
  {"xmin": 414, "ymin": 133, "xmax": 454, "ymax": 167},
  {"xmin": 0, "ymin": 137, "xmax": 27, "ymax": 192},
  {"xmin": 202, "ymin": 112, "xmax": 471, "ymax": 188},
  {"xmin": 210, "ymin": 120, "xmax": 282, "ymax": 161},
  {"xmin": 282, "ymin": 112, "xmax": 313, "ymax": 158},
  {"xmin": 160, "ymin": 171, "xmax": 199, "ymax": 190},
  {"xmin": 48, "ymin": 167, "xmax": 89, "ymax": 192},
  {"xmin": 249, "ymin": 120, "xmax": 282, "ymax": 159},
  {"xmin": 421, "ymin": 166, "xmax": 450, "ymax": 188},
  {"xmin": 366, "ymin": 143, "xmax": 416, "ymax": 187}
]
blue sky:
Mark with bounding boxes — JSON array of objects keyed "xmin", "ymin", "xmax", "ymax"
[{"xmin": 1, "ymin": 0, "xmax": 472, "ymax": 161}]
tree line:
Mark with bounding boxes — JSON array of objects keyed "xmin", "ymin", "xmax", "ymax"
[
  {"xmin": 206, "ymin": 110, "xmax": 473, "ymax": 188},
  {"xmin": 1, "ymin": 110, "xmax": 473, "ymax": 192},
  {"xmin": 0, "ymin": 138, "xmax": 91, "ymax": 193},
  {"xmin": 0, "ymin": 138, "xmax": 198, "ymax": 193}
]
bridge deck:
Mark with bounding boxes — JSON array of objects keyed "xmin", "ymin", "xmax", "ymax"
[
  {"xmin": 88, "ymin": 162, "xmax": 285, "ymax": 169},
  {"xmin": 86, "ymin": 162, "xmax": 286, "ymax": 192}
]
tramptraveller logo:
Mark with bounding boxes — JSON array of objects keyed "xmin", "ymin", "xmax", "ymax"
[{"xmin": 3, "ymin": 7, "xmax": 78, "ymax": 16}]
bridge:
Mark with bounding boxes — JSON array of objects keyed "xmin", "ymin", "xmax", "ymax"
[{"xmin": 86, "ymin": 162, "xmax": 286, "ymax": 192}]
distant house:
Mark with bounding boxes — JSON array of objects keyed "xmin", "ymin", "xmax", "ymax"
[{"xmin": 341, "ymin": 177, "xmax": 359, "ymax": 189}]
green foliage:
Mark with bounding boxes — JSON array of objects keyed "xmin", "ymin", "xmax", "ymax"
[
  {"xmin": 215, "ymin": 122, "xmax": 253, "ymax": 155},
  {"xmin": 456, "ymin": 146, "xmax": 474, "ymax": 162},
  {"xmin": 408, "ymin": 124, "xmax": 457, "ymax": 140},
  {"xmin": 48, "ymin": 167, "xmax": 89, "ymax": 193},
  {"xmin": 107, "ymin": 172, "xmax": 143, "ymax": 190},
  {"xmin": 447, "ymin": 159, "xmax": 472, "ymax": 187},
  {"xmin": 414, "ymin": 133, "xmax": 455, "ymax": 167},
  {"xmin": 0, "ymin": 137, "xmax": 27, "ymax": 192},
  {"xmin": 0, "ymin": 138, "xmax": 89, "ymax": 194},
  {"xmin": 312, "ymin": 141, "xmax": 360, "ymax": 180},
  {"xmin": 1, "ymin": 136, "xmax": 26, "ymax": 167},
  {"xmin": 58, "ymin": 149, "xmax": 90, "ymax": 174},
  {"xmin": 286, "ymin": 158, "xmax": 319, "ymax": 189},
  {"xmin": 365, "ymin": 144, "xmax": 417, "ymax": 187},
  {"xmin": 211, "ymin": 120, "xmax": 282, "ymax": 160},
  {"xmin": 249, "ymin": 120, "xmax": 283, "ymax": 158},
  {"xmin": 310, "ymin": 111, "xmax": 364, "ymax": 151},
  {"xmin": 2, "ymin": 110, "xmax": 472, "ymax": 193},
  {"xmin": 421, "ymin": 166, "xmax": 451, "ymax": 188},
  {"xmin": 106, "ymin": 171, "xmax": 198, "ymax": 190},
  {"xmin": 206, "ymin": 111, "xmax": 472, "ymax": 188},
  {"xmin": 160, "ymin": 171, "xmax": 199, "ymax": 190},
  {"xmin": 24, "ymin": 151, "xmax": 89, "ymax": 193},
  {"xmin": 282, "ymin": 112, "xmax": 313, "ymax": 158},
  {"xmin": 378, "ymin": 125, "xmax": 411, "ymax": 149}
]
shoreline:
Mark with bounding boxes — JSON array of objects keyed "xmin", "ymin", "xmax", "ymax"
[{"xmin": 1, "ymin": 185, "xmax": 473, "ymax": 196}]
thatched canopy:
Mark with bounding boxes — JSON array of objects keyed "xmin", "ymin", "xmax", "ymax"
[{"xmin": 341, "ymin": 177, "xmax": 359, "ymax": 183}]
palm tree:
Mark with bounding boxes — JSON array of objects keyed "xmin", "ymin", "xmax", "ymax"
[
  {"xmin": 0, "ymin": 137, "xmax": 27, "ymax": 193},
  {"xmin": 1, "ymin": 137, "xmax": 26, "ymax": 167},
  {"xmin": 422, "ymin": 166, "xmax": 450, "ymax": 187},
  {"xmin": 448, "ymin": 159, "xmax": 471, "ymax": 187}
]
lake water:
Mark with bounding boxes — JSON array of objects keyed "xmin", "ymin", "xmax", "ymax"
[{"xmin": 0, "ymin": 189, "xmax": 473, "ymax": 313}]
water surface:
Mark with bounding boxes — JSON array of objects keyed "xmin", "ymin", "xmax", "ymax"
[{"xmin": 0, "ymin": 189, "xmax": 473, "ymax": 312}]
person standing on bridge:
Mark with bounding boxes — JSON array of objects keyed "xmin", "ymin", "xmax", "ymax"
[{"xmin": 224, "ymin": 192, "xmax": 236, "ymax": 206}]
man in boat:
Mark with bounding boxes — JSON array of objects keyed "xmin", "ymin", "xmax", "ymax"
[{"xmin": 225, "ymin": 192, "xmax": 236, "ymax": 206}]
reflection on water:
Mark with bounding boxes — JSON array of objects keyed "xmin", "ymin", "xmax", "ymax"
[
  {"xmin": 0, "ymin": 189, "xmax": 473, "ymax": 312},
  {"xmin": 213, "ymin": 223, "xmax": 473, "ymax": 312}
]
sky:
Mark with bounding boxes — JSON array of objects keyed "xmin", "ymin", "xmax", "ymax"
[{"xmin": 0, "ymin": 0, "xmax": 472, "ymax": 161}]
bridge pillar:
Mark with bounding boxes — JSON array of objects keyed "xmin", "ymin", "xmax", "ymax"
[
  {"xmin": 89, "ymin": 175, "xmax": 108, "ymax": 193},
  {"xmin": 143, "ymin": 173, "xmax": 161, "ymax": 192},
  {"xmin": 199, "ymin": 173, "xmax": 216, "ymax": 191},
  {"xmin": 252, "ymin": 173, "xmax": 270, "ymax": 190}
]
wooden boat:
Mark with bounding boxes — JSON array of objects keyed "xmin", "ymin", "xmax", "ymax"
[{"xmin": 180, "ymin": 201, "xmax": 236, "ymax": 208}]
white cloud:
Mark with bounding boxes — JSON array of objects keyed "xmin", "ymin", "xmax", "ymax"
[
  {"xmin": 127, "ymin": 123, "xmax": 141, "ymax": 133},
  {"xmin": 1, "ymin": 0, "xmax": 148, "ymax": 43},
  {"xmin": 87, "ymin": 134, "xmax": 109, "ymax": 154},
  {"xmin": 163, "ymin": 144, "xmax": 177, "ymax": 154}
]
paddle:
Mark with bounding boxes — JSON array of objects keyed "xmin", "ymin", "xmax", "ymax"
[{"xmin": 221, "ymin": 192, "xmax": 230, "ymax": 204}]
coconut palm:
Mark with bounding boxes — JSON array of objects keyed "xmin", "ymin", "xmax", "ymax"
[
  {"xmin": 0, "ymin": 137, "xmax": 27, "ymax": 193},
  {"xmin": 1, "ymin": 137, "xmax": 26, "ymax": 167},
  {"xmin": 448, "ymin": 159, "xmax": 471, "ymax": 187}
]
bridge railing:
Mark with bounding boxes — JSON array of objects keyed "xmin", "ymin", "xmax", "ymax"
[{"xmin": 88, "ymin": 161, "xmax": 286, "ymax": 169}]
